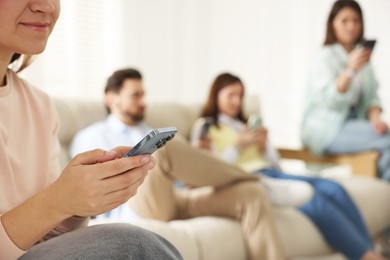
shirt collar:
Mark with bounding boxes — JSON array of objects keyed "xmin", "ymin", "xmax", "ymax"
[
  {"xmin": 0, "ymin": 70, "xmax": 13, "ymax": 97},
  {"xmin": 333, "ymin": 43, "xmax": 348, "ymax": 62}
]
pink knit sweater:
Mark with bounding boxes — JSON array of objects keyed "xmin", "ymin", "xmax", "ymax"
[{"xmin": 0, "ymin": 70, "xmax": 88, "ymax": 259}]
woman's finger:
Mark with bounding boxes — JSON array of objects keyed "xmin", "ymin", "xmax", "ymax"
[
  {"xmin": 89, "ymin": 155, "xmax": 155, "ymax": 180},
  {"xmin": 101, "ymin": 176, "xmax": 146, "ymax": 207},
  {"xmin": 72, "ymin": 149, "xmax": 119, "ymax": 165},
  {"xmin": 102, "ymin": 165, "xmax": 149, "ymax": 193}
]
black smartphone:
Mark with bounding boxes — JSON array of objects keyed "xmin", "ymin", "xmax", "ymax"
[
  {"xmin": 362, "ymin": 39, "xmax": 376, "ymax": 50},
  {"xmin": 122, "ymin": 127, "xmax": 177, "ymax": 158},
  {"xmin": 199, "ymin": 117, "xmax": 213, "ymax": 138}
]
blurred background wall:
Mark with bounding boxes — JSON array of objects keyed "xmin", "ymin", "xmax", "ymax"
[{"xmin": 19, "ymin": 0, "xmax": 390, "ymax": 148}]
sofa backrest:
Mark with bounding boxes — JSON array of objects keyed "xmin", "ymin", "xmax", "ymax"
[{"xmin": 54, "ymin": 96, "xmax": 260, "ymax": 169}]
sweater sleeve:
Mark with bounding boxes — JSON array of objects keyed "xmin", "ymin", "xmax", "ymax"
[
  {"xmin": 0, "ymin": 215, "xmax": 89, "ymax": 260},
  {"xmin": 0, "ymin": 216, "xmax": 26, "ymax": 260},
  {"xmin": 42, "ymin": 216, "xmax": 89, "ymax": 241},
  {"xmin": 307, "ymin": 47, "xmax": 353, "ymax": 112},
  {"xmin": 359, "ymin": 64, "xmax": 381, "ymax": 117}
]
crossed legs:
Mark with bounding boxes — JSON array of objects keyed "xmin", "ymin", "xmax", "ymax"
[{"xmin": 129, "ymin": 135, "xmax": 285, "ymax": 260}]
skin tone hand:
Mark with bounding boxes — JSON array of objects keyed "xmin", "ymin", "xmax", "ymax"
[
  {"xmin": 347, "ymin": 48, "xmax": 371, "ymax": 71},
  {"xmin": 1, "ymin": 147, "xmax": 155, "ymax": 250},
  {"xmin": 369, "ymin": 107, "xmax": 388, "ymax": 135},
  {"xmin": 196, "ymin": 136, "xmax": 212, "ymax": 150},
  {"xmin": 237, "ymin": 127, "xmax": 268, "ymax": 152},
  {"xmin": 51, "ymin": 147, "xmax": 155, "ymax": 217},
  {"xmin": 337, "ymin": 48, "xmax": 371, "ymax": 93}
]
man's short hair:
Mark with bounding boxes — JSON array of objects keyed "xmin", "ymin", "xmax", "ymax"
[{"xmin": 105, "ymin": 68, "xmax": 142, "ymax": 94}]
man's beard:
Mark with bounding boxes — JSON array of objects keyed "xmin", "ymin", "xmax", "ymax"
[{"xmin": 126, "ymin": 111, "xmax": 144, "ymax": 123}]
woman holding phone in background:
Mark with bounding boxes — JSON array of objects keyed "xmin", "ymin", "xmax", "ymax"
[
  {"xmin": 0, "ymin": 1, "xmax": 182, "ymax": 259},
  {"xmin": 301, "ymin": 0, "xmax": 390, "ymax": 181}
]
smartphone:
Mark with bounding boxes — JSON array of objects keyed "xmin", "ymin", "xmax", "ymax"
[
  {"xmin": 122, "ymin": 127, "xmax": 177, "ymax": 158},
  {"xmin": 247, "ymin": 115, "xmax": 263, "ymax": 130},
  {"xmin": 199, "ymin": 117, "xmax": 213, "ymax": 138},
  {"xmin": 361, "ymin": 39, "xmax": 376, "ymax": 50}
]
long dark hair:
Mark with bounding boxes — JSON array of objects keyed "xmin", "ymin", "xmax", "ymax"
[
  {"xmin": 324, "ymin": 0, "xmax": 364, "ymax": 45},
  {"xmin": 200, "ymin": 72, "xmax": 246, "ymax": 126}
]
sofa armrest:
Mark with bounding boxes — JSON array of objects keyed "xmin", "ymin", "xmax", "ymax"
[{"xmin": 277, "ymin": 148, "xmax": 379, "ymax": 178}]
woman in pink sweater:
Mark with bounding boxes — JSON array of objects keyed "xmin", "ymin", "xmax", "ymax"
[{"xmin": 0, "ymin": 1, "xmax": 181, "ymax": 259}]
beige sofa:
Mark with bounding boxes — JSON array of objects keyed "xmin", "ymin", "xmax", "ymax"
[{"xmin": 54, "ymin": 97, "xmax": 390, "ymax": 260}]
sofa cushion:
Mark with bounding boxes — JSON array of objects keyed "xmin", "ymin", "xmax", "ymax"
[
  {"xmin": 337, "ymin": 176, "xmax": 390, "ymax": 235},
  {"xmin": 90, "ymin": 216, "xmax": 246, "ymax": 260}
]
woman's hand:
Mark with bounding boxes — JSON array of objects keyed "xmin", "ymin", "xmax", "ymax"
[
  {"xmin": 257, "ymin": 127, "xmax": 268, "ymax": 152},
  {"xmin": 50, "ymin": 147, "xmax": 155, "ymax": 218},
  {"xmin": 338, "ymin": 48, "xmax": 372, "ymax": 93},
  {"xmin": 370, "ymin": 118, "xmax": 388, "ymax": 135},
  {"xmin": 347, "ymin": 48, "xmax": 371, "ymax": 72},
  {"xmin": 195, "ymin": 136, "xmax": 212, "ymax": 150},
  {"xmin": 238, "ymin": 127, "xmax": 268, "ymax": 151},
  {"xmin": 369, "ymin": 108, "xmax": 388, "ymax": 135}
]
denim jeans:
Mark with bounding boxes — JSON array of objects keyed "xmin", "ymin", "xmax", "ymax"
[
  {"xmin": 325, "ymin": 118, "xmax": 390, "ymax": 181},
  {"xmin": 19, "ymin": 223, "xmax": 183, "ymax": 260},
  {"xmin": 259, "ymin": 168, "xmax": 373, "ymax": 260}
]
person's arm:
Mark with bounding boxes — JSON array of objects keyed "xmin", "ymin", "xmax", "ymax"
[
  {"xmin": 368, "ymin": 107, "xmax": 388, "ymax": 135},
  {"xmin": 1, "ymin": 148, "xmax": 154, "ymax": 255},
  {"xmin": 307, "ymin": 47, "xmax": 363, "ymax": 111},
  {"xmin": 190, "ymin": 118, "xmax": 212, "ymax": 150},
  {"xmin": 336, "ymin": 48, "xmax": 371, "ymax": 93}
]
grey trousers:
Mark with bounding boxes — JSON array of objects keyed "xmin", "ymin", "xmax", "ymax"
[{"xmin": 18, "ymin": 223, "xmax": 183, "ymax": 260}]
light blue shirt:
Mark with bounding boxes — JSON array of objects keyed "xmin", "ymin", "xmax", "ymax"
[
  {"xmin": 69, "ymin": 114, "xmax": 152, "ymax": 221},
  {"xmin": 70, "ymin": 114, "xmax": 152, "ymax": 157},
  {"xmin": 301, "ymin": 43, "xmax": 381, "ymax": 155}
]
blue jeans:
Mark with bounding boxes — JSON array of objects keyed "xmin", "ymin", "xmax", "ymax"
[
  {"xmin": 259, "ymin": 168, "xmax": 372, "ymax": 260},
  {"xmin": 325, "ymin": 119, "xmax": 390, "ymax": 181}
]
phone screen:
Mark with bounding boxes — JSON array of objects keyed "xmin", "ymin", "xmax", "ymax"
[{"xmin": 247, "ymin": 115, "xmax": 263, "ymax": 130}]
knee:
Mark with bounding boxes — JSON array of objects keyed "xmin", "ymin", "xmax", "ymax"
[
  {"xmin": 316, "ymin": 179, "xmax": 341, "ymax": 191},
  {"xmin": 97, "ymin": 224, "xmax": 182, "ymax": 259},
  {"xmin": 315, "ymin": 179, "xmax": 347, "ymax": 197},
  {"xmin": 234, "ymin": 181, "xmax": 269, "ymax": 204}
]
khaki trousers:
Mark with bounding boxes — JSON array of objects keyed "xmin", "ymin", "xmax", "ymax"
[{"xmin": 128, "ymin": 135, "xmax": 285, "ymax": 260}]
